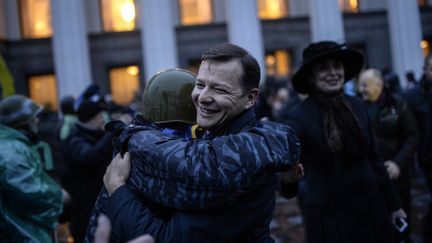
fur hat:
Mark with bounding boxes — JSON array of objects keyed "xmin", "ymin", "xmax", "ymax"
[{"xmin": 292, "ymin": 41, "xmax": 364, "ymax": 94}]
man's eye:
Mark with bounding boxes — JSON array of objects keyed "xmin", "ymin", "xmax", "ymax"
[
  {"xmin": 195, "ymin": 83, "xmax": 205, "ymax": 88},
  {"xmin": 215, "ymin": 88, "xmax": 227, "ymax": 93}
]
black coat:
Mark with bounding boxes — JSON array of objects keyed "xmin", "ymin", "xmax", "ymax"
[
  {"xmin": 365, "ymin": 95, "xmax": 418, "ymax": 220},
  {"xmin": 404, "ymin": 76, "xmax": 432, "ymax": 163},
  {"xmin": 284, "ymin": 96, "xmax": 400, "ymax": 243},
  {"xmin": 64, "ymin": 124, "xmax": 113, "ymax": 243}
]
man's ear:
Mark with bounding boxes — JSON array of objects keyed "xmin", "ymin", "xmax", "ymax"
[{"xmin": 244, "ymin": 88, "xmax": 259, "ymax": 109}]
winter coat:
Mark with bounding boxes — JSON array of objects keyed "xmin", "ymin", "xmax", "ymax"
[
  {"xmin": 404, "ymin": 75, "xmax": 432, "ymax": 163},
  {"xmin": 365, "ymin": 95, "xmax": 418, "ymax": 221},
  {"xmin": 63, "ymin": 123, "xmax": 113, "ymax": 243},
  {"xmin": 86, "ymin": 109, "xmax": 300, "ymax": 243},
  {"xmin": 0, "ymin": 124, "xmax": 63, "ymax": 242},
  {"xmin": 283, "ymin": 96, "xmax": 400, "ymax": 243}
]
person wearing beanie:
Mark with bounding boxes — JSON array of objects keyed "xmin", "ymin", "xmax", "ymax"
[
  {"xmin": 63, "ymin": 87, "xmax": 130, "ymax": 242},
  {"xmin": 0, "ymin": 95, "xmax": 64, "ymax": 242}
]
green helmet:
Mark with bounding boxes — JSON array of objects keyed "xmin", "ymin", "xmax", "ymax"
[
  {"xmin": 142, "ymin": 68, "xmax": 196, "ymax": 125},
  {"xmin": 0, "ymin": 95, "xmax": 43, "ymax": 128}
]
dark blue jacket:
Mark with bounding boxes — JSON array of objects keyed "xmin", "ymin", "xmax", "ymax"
[
  {"xmin": 64, "ymin": 123, "xmax": 113, "ymax": 242},
  {"xmin": 86, "ymin": 109, "xmax": 300, "ymax": 242}
]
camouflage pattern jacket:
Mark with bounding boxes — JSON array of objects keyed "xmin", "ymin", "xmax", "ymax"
[{"xmin": 86, "ymin": 109, "xmax": 300, "ymax": 242}]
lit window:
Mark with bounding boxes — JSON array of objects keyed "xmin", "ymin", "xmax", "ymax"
[
  {"xmin": 101, "ymin": 0, "xmax": 136, "ymax": 32},
  {"xmin": 266, "ymin": 50, "xmax": 291, "ymax": 77},
  {"xmin": 20, "ymin": 0, "xmax": 52, "ymax": 38},
  {"xmin": 421, "ymin": 40, "xmax": 431, "ymax": 58},
  {"xmin": 258, "ymin": 0, "xmax": 288, "ymax": 20},
  {"xmin": 179, "ymin": 0, "xmax": 213, "ymax": 26},
  {"xmin": 339, "ymin": 0, "xmax": 359, "ymax": 13},
  {"xmin": 109, "ymin": 65, "xmax": 140, "ymax": 105},
  {"xmin": 28, "ymin": 74, "xmax": 58, "ymax": 111}
]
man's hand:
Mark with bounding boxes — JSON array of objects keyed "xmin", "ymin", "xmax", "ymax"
[
  {"xmin": 94, "ymin": 214, "xmax": 154, "ymax": 243},
  {"xmin": 281, "ymin": 161, "xmax": 304, "ymax": 184},
  {"xmin": 391, "ymin": 208, "xmax": 407, "ymax": 225},
  {"xmin": 104, "ymin": 152, "xmax": 131, "ymax": 196},
  {"xmin": 384, "ymin": 160, "xmax": 400, "ymax": 179}
]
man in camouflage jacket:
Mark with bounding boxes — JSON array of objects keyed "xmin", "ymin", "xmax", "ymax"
[{"xmin": 87, "ymin": 44, "xmax": 301, "ymax": 243}]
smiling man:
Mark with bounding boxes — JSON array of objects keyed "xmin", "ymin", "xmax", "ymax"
[
  {"xmin": 88, "ymin": 43, "xmax": 302, "ymax": 243},
  {"xmin": 193, "ymin": 57, "xmax": 258, "ymax": 132}
]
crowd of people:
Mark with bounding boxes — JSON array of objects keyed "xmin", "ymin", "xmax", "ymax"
[{"xmin": 0, "ymin": 41, "xmax": 431, "ymax": 243}]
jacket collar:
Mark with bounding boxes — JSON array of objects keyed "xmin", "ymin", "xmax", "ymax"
[{"xmin": 205, "ymin": 108, "xmax": 256, "ymax": 138}]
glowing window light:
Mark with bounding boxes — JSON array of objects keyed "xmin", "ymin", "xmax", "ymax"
[
  {"xmin": 101, "ymin": 0, "xmax": 136, "ymax": 32},
  {"xmin": 120, "ymin": 2, "xmax": 136, "ymax": 22},
  {"xmin": 266, "ymin": 50, "xmax": 292, "ymax": 77},
  {"xmin": 127, "ymin": 65, "xmax": 139, "ymax": 76},
  {"xmin": 110, "ymin": 66, "xmax": 140, "ymax": 105},
  {"xmin": 28, "ymin": 74, "xmax": 58, "ymax": 111},
  {"xmin": 258, "ymin": 0, "xmax": 288, "ymax": 20},
  {"xmin": 349, "ymin": 0, "xmax": 359, "ymax": 12},
  {"xmin": 20, "ymin": 0, "xmax": 52, "ymax": 38},
  {"xmin": 179, "ymin": 0, "xmax": 213, "ymax": 26},
  {"xmin": 339, "ymin": 0, "xmax": 359, "ymax": 13}
]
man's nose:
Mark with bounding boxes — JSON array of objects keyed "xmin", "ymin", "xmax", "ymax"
[{"xmin": 198, "ymin": 88, "xmax": 212, "ymax": 103}]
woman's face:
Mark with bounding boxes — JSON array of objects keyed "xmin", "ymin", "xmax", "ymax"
[{"xmin": 310, "ymin": 59, "xmax": 345, "ymax": 95}]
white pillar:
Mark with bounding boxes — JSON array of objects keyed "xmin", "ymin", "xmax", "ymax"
[
  {"xmin": 289, "ymin": 0, "xmax": 309, "ymax": 17},
  {"xmin": 224, "ymin": 0, "xmax": 266, "ymax": 82},
  {"xmin": 386, "ymin": 0, "xmax": 423, "ymax": 88},
  {"xmin": 308, "ymin": 0, "xmax": 345, "ymax": 42},
  {"xmin": 3, "ymin": 0, "xmax": 21, "ymax": 40},
  {"xmin": 51, "ymin": 0, "xmax": 92, "ymax": 98},
  {"xmin": 137, "ymin": 0, "xmax": 178, "ymax": 81}
]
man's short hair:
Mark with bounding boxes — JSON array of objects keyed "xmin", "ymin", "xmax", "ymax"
[{"xmin": 201, "ymin": 43, "xmax": 260, "ymax": 91}]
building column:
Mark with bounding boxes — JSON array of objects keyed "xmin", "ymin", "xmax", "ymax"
[
  {"xmin": 224, "ymin": 0, "xmax": 266, "ymax": 82},
  {"xmin": 386, "ymin": 0, "xmax": 423, "ymax": 87},
  {"xmin": 308, "ymin": 0, "xmax": 345, "ymax": 42},
  {"xmin": 137, "ymin": 0, "xmax": 178, "ymax": 81},
  {"xmin": 51, "ymin": 0, "xmax": 92, "ymax": 98},
  {"xmin": 3, "ymin": 0, "xmax": 21, "ymax": 40}
]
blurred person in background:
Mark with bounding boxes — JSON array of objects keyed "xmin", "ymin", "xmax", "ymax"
[
  {"xmin": 283, "ymin": 41, "xmax": 405, "ymax": 243},
  {"xmin": 63, "ymin": 85, "xmax": 130, "ymax": 242},
  {"xmin": 0, "ymin": 95, "xmax": 65, "ymax": 242},
  {"xmin": 384, "ymin": 72, "xmax": 403, "ymax": 97},
  {"xmin": 405, "ymin": 53, "xmax": 432, "ymax": 242},
  {"xmin": 255, "ymin": 77, "xmax": 296, "ymax": 121},
  {"xmin": 405, "ymin": 71, "xmax": 417, "ymax": 90},
  {"xmin": 358, "ymin": 68, "xmax": 419, "ymax": 242},
  {"xmin": 58, "ymin": 96, "xmax": 78, "ymax": 141}
]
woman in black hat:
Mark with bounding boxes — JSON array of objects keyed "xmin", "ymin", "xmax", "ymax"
[{"xmin": 282, "ymin": 41, "xmax": 406, "ymax": 243}]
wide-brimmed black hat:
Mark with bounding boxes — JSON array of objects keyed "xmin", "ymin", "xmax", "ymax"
[{"xmin": 292, "ymin": 41, "xmax": 364, "ymax": 94}]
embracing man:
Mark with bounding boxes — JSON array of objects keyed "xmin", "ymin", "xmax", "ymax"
[{"xmin": 88, "ymin": 43, "xmax": 302, "ymax": 243}]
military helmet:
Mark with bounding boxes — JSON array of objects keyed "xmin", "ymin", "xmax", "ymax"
[
  {"xmin": 0, "ymin": 95, "xmax": 43, "ymax": 128},
  {"xmin": 141, "ymin": 68, "xmax": 196, "ymax": 125}
]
